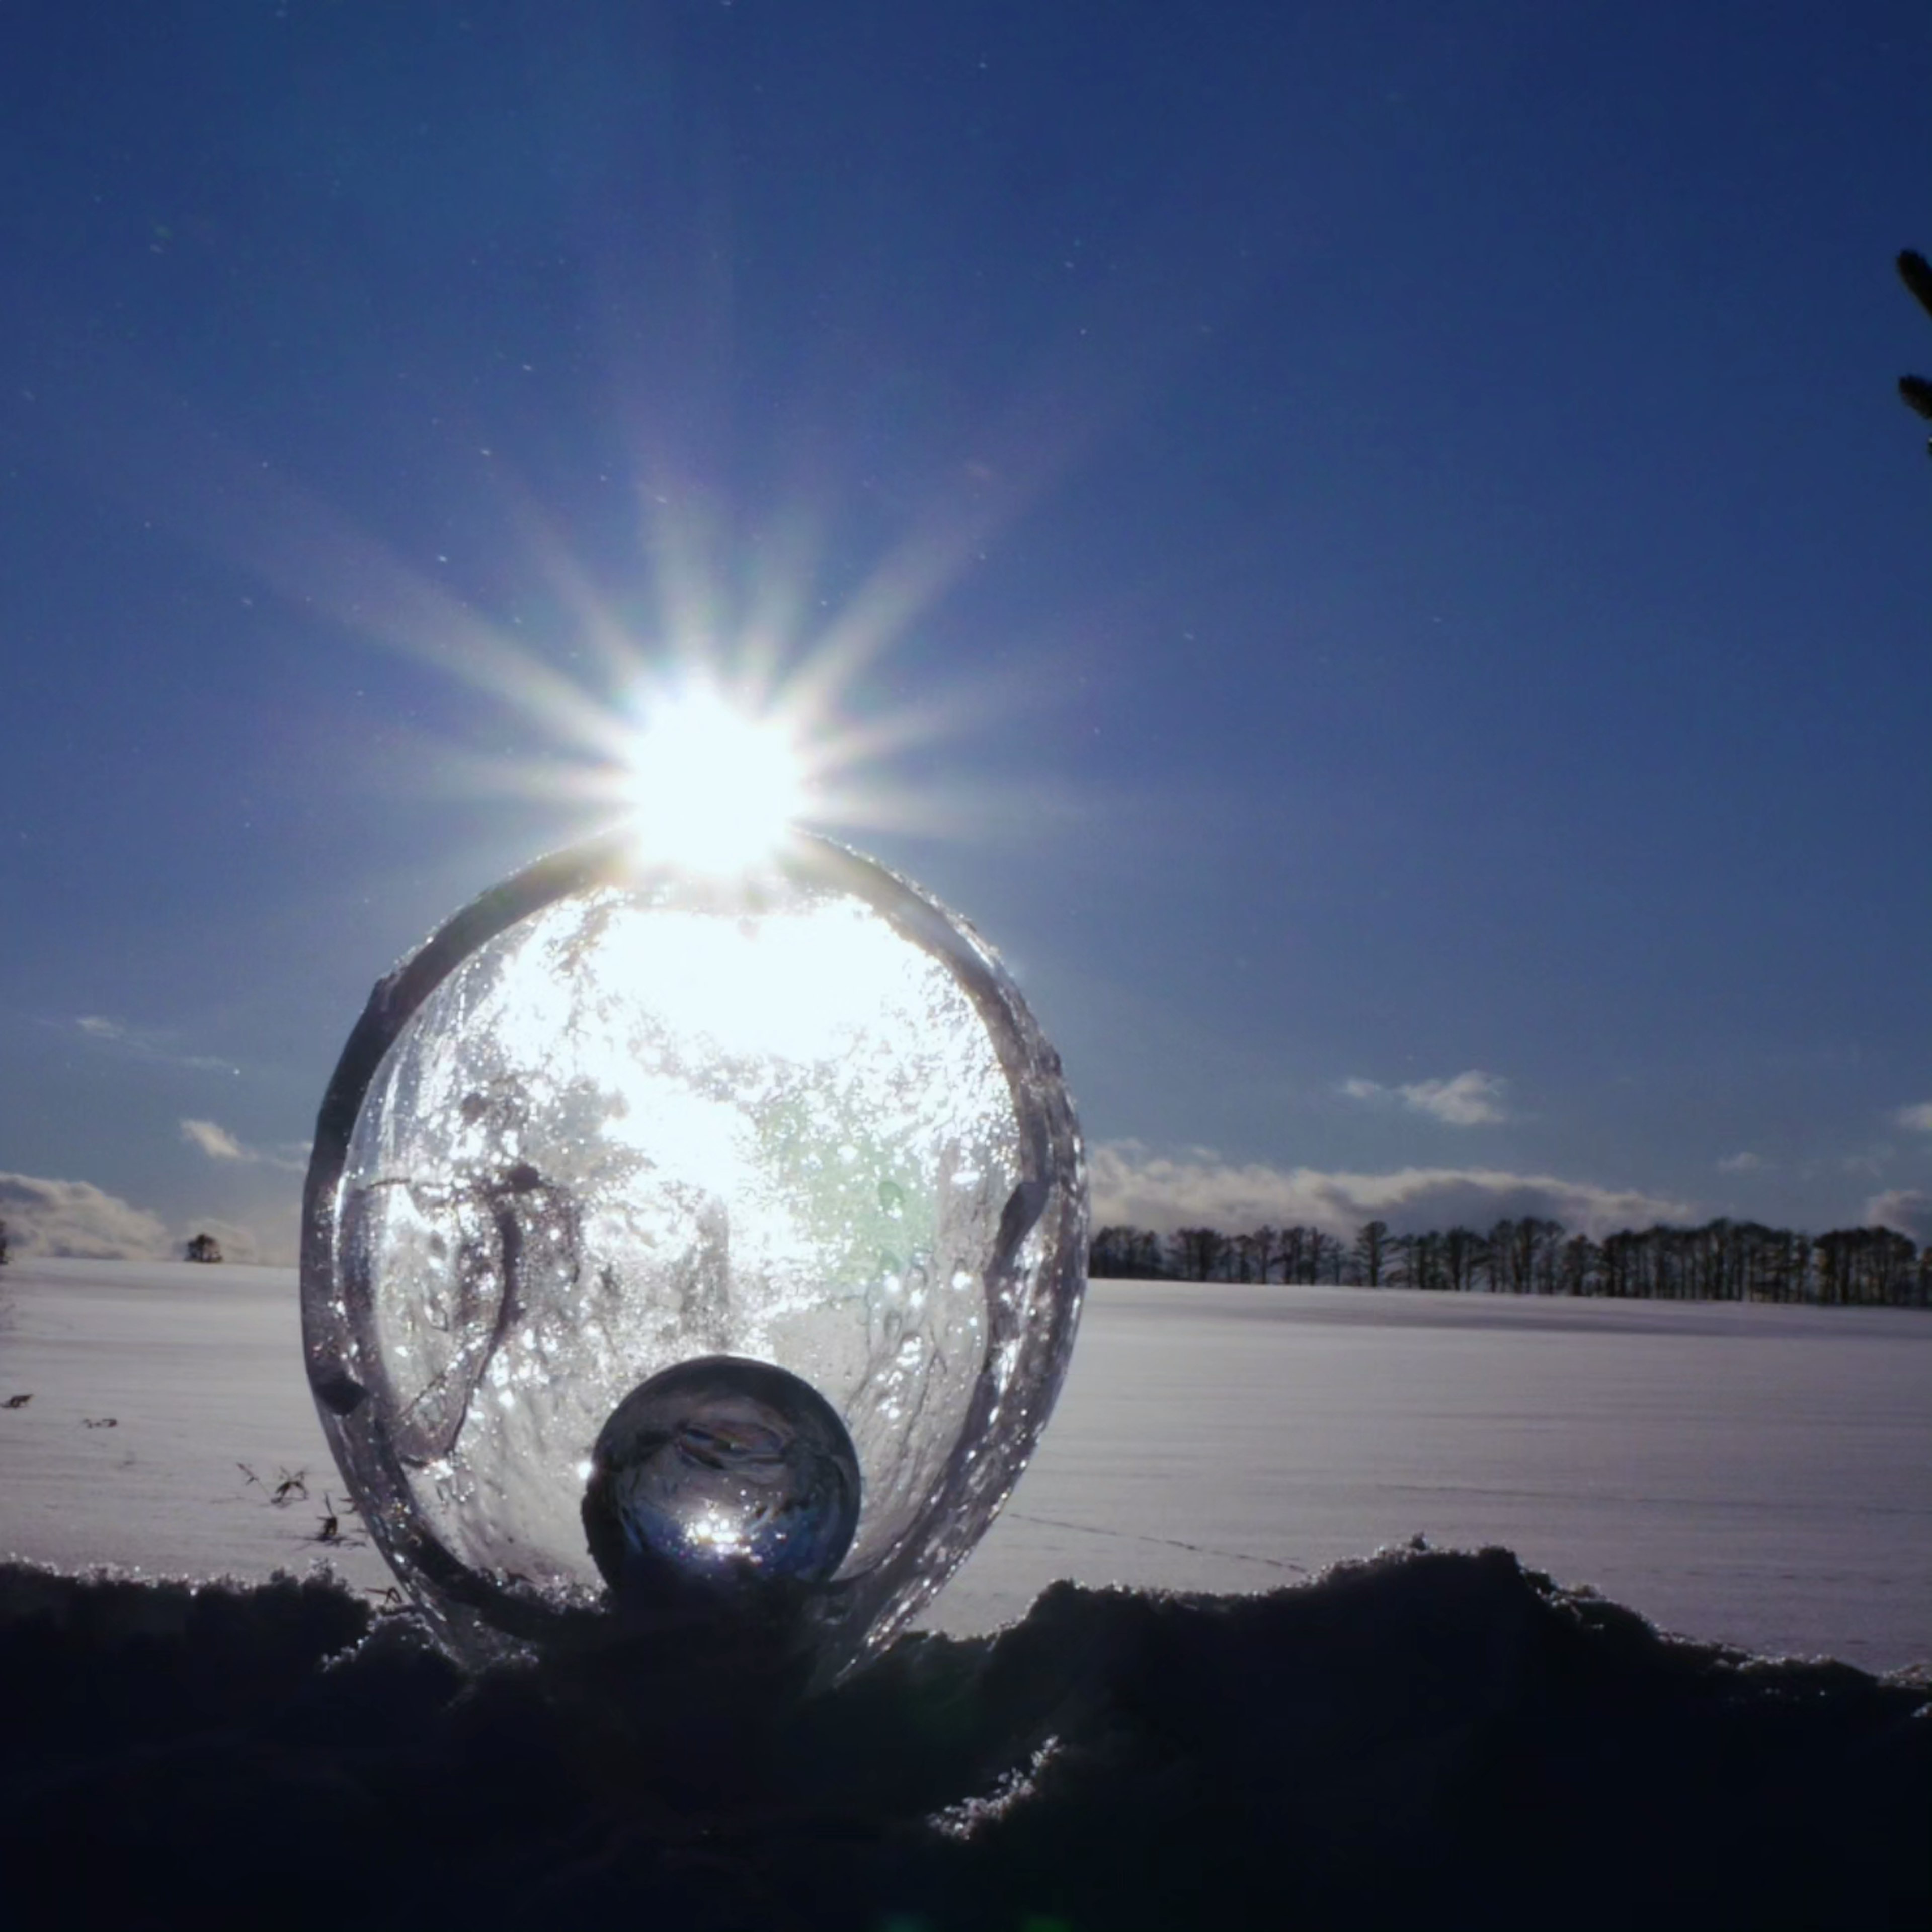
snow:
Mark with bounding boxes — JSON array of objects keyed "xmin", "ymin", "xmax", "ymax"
[
  {"xmin": 950, "ymin": 1280, "xmax": 1932, "ymax": 1673},
  {"xmin": 0, "ymin": 1260, "xmax": 394, "ymax": 1599},
  {"xmin": 2, "ymin": 1547, "xmax": 1925, "ymax": 1931},
  {"xmin": 2, "ymin": 1261, "xmax": 1927, "ymax": 1671},
  {"xmin": 2, "ymin": 1259, "xmax": 1927, "ymax": 1928}
]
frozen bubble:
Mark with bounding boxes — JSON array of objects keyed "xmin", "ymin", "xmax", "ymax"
[{"xmin": 301, "ymin": 833, "xmax": 1087, "ymax": 1682}]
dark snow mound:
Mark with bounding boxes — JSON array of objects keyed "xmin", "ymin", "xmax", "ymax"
[{"xmin": 0, "ymin": 1546, "xmax": 1923, "ymax": 1930}]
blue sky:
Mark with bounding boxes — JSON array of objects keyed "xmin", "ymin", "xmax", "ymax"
[{"xmin": 1, "ymin": 2, "xmax": 1926, "ymax": 1262}]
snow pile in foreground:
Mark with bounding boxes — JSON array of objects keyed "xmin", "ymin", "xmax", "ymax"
[{"xmin": 0, "ymin": 1545, "xmax": 1924, "ymax": 1931}]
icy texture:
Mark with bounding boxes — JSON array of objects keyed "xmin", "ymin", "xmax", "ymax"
[{"xmin": 301, "ymin": 838, "xmax": 1087, "ymax": 1676}]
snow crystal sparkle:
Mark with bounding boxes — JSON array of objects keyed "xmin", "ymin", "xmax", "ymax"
[{"xmin": 299, "ymin": 832, "xmax": 1086, "ymax": 1683}]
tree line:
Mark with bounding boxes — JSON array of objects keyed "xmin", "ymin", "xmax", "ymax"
[{"xmin": 1091, "ymin": 1215, "xmax": 1929, "ymax": 1307}]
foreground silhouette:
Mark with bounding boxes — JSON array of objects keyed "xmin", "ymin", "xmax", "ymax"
[{"xmin": 0, "ymin": 1547, "xmax": 1923, "ymax": 1930}]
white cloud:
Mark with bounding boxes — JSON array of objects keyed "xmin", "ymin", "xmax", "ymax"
[
  {"xmin": 1866, "ymin": 1188, "xmax": 1930, "ymax": 1240},
  {"xmin": 180, "ymin": 1118, "xmax": 247, "ymax": 1161},
  {"xmin": 1401, "ymin": 1072, "xmax": 1510, "ymax": 1125},
  {"xmin": 0, "ymin": 1172, "xmax": 172, "ymax": 1260},
  {"xmin": 1089, "ymin": 1141, "xmax": 1691, "ymax": 1240},
  {"xmin": 73, "ymin": 1015, "xmax": 237, "ymax": 1074},
  {"xmin": 179, "ymin": 1118, "xmax": 307, "ymax": 1172},
  {"xmin": 1892, "ymin": 1102, "xmax": 1932, "ymax": 1134},
  {"xmin": 1717, "ymin": 1152, "xmax": 1764, "ymax": 1173},
  {"xmin": 1340, "ymin": 1069, "xmax": 1510, "ymax": 1126}
]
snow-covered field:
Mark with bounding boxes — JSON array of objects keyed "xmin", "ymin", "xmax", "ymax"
[{"xmin": 2, "ymin": 1260, "xmax": 1926, "ymax": 1672}]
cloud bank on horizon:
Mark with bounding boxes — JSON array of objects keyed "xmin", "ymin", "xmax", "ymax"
[
  {"xmin": 0, "ymin": 1171, "xmax": 265, "ymax": 1264},
  {"xmin": 0, "ymin": 1172, "xmax": 173, "ymax": 1261},
  {"xmin": 1086, "ymin": 1141, "xmax": 1694, "ymax": 1240},
  {"xmin": 1865, "ymin": 1188, "xmax": 1931, "ymax": 1241}
]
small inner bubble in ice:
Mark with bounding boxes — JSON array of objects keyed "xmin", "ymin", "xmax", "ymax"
[{"xmin": 581, "ymin": 1356, "xmax": 861, "ymax": 1606}]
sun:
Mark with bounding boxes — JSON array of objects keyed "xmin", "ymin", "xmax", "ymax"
[
  {"xmin": 620, "ymin": 677, "xmax": 812, "ymax": 874},
  {"xmin": 252, "ymin": 464, "xmax": 1044, "ymax": 869}
]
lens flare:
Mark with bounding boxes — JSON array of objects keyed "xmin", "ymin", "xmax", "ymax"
[{"xmin": 622, "ymin": 679, "xmax": 809, "ymax": 873}]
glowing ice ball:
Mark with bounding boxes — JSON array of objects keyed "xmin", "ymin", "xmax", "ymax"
[
  {"xmin": 300, "ymin": 832, "xmax": 1086, "ymax": 1680},
  {"xmin": 582, "ymin": 1355, "xmax": 861, "ymax": 1598}
]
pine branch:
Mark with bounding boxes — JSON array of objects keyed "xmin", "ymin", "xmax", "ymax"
[
  {"xmin": 1899, "ymin": 251, "xmax": 1932, "ymax": 454},
  {"xmin": 1898, "ymin": 249, "xmax": 1932, "ymax": 321}
]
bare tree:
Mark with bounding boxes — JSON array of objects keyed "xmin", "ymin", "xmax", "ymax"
[
  {"xmin": 1404, "ymin": 1230, "xmax": 1443, "ymax": 1291},
  {"xmin": 1352, "ymin": 1219, "xmax": 1391, "ymax": 1287},
  {"xmin": 1249, "ymin": 1224, "xmax": 1282, "ymax": 1284},
  {"xmin": 1442, "ymin": 1226, "xmax": 1484, "ymax": 1293},
  {"xmin": 1558, "ymin": 1234, "xmax": 1599, "ymax": 1298},
  {"xmin": 1170, "ymin": 1226, "xmax": 1229, "ymax": 1282}
]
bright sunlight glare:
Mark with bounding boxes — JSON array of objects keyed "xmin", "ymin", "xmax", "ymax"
[{"xmin": 623, "ymin": 680, "xmax": 810, "ymax": 874}]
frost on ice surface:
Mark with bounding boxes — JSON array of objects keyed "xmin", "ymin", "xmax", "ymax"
[{"xmin": 302, "ymin": 839, "xmax": 1087, "ymax": 1674}]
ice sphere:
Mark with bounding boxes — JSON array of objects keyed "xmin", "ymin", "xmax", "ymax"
[
  {"xmin": 582, "ymin": 1356, "xmax": 861, "ymax": 1602},
  {"xmin": 300, "ymin": 831, "xmax": 1086, "ymax": 1682}
]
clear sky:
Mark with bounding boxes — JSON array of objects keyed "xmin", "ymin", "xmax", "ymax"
[{"xmin": 1, "ymin": 2, "xmax": 1926, "ymax": 1263}]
